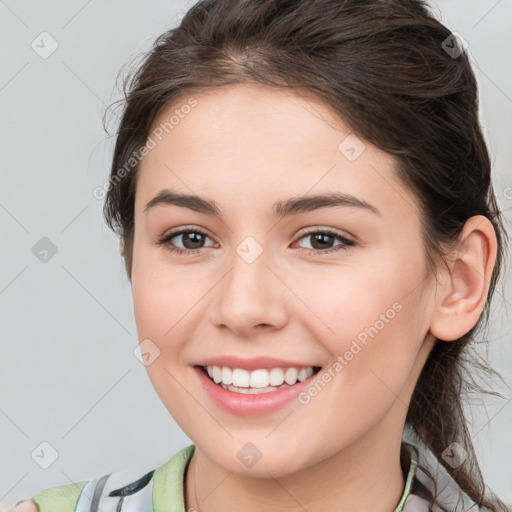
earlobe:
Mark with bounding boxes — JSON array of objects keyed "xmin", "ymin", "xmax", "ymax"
[{"xmin": 428, "ymin": 215, "xmax": 497, "ymax": 342}]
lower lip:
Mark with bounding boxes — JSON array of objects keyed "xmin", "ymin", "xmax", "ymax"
[{"xmin": 194, "ymin": 366, "xmax": 320, "ymax": 416}]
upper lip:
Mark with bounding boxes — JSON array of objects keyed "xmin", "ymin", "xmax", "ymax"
[{"xmin": 194, "ymin": 355, "xmax": 321, "ymax": 371}]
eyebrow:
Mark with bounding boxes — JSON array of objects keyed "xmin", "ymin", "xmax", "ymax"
[{"xmin": 144, "ymin": 189, "xmax": 381, "ymax": 218}]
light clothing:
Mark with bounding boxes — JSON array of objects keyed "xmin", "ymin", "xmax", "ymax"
[{"xmin": 24, "ymin": 437, "xmax": 486, "ymax": 512}]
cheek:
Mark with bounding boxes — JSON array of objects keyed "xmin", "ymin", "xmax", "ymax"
[
  {"xmin": 131, "ymin": 257, "xmax": 200, "ymax": 419},
  {"xmin": 132, "ymin": 273, "xmax": 189, "ymax": 352},
  {"xmin": 298, "ymin": 246, "xmax": 428, "ymax": 389},
  {"xmin": 131, "ymin": 245, "xmax": 180, "ymax": 360},
  {"xmin": 131, "ymin": 246, "xmax": 211, "ymax": 361},
  {"xmin": 132, "ymin": 239, "xmax": 181, "ymax": 334}
]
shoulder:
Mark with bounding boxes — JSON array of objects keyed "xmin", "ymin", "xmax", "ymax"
[
  {"xmin": 14, "ymin": 444, "xmax": 195, "ymax": 512},
  {"xmin": 20, "ymin": 479, "xmax": 89, "ymax": 512},
  {"xmin": 7, "ymin": 481, "xmax": 88, "ymax": 512}
]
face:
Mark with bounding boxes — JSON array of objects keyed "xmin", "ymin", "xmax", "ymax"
[{"xmin": 131, "ymin": 83, "xmax": 438, "ymax": 477}]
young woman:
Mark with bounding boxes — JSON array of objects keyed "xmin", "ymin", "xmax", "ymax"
[{"xmin": 12, "ymin": 0, "xmax": 510, "ymax": 511}]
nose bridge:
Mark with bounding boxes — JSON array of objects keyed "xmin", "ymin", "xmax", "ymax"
[{"xmin": 211, "ymin": 236, "xmax": 287, "ymax": 336}]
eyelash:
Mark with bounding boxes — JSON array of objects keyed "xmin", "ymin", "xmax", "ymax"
[{"xmin": 155, "ymin": 227, "xmax": 355, "ymax": 257}]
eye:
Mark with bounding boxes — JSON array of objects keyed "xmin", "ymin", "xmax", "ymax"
[
  {"xmin": 155, "ymin": 227, "xmax": 216, "ymax": 256},
  {"xmin": 155, "ymin": 226, "xmax": 355, "ymax": 257},
  {"xmin": 294, "ymin": 228, "xmax": 355, "ymax": 255}
]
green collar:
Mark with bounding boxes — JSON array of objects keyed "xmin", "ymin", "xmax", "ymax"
[
  {"xmin": 395, "ymin": 443, "xmax": 419, "ymax": 512},
  {"xmin": 153, "ymin": 443, "xmax": 196, "ymax": 512},
  {"xmin": 152, "ymin": 443, "xmax": 418, "ymax": 512}
]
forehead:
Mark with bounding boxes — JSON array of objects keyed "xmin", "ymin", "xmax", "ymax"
[
  {"xmin": 135, "ymin": 84, "xmax": 418, "ymax": 221},
  {"xmin": 145, "ymin": 84, "xmax": 350, "ymax": 164}
]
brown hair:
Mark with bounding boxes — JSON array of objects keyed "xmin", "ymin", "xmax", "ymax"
[{"xmin": 102, "ymin": 0, "xmax": 510, "ymax": 510}]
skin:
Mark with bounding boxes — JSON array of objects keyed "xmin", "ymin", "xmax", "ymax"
[
  {"xmin": 13, "ymin": 83, "xmax": 496, "ymax": 512},
  {"xmin": 132, "ymin": 84, "xmax": 496, "ymax": 512}
]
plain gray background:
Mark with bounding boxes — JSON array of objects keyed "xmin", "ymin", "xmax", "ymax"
[{"xmin": 1, "ymin": 0, "xmax": 511, "ymax": 508}]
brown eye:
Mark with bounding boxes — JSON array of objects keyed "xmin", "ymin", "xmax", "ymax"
[
  {"xmin": 295, "ymin": 228, "xmax": 355, "ymax": 255},
  {"xmin": 173, "ymin": 231, "xmax": 206, "ymax": 250},
  {"xmin": 156, "ymin": 228, "xmax": 215, "ymax": 255}
]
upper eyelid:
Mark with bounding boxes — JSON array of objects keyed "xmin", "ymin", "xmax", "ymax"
[{"xmin": 163, "ymin": 225, "xmax": 351, "ymax": 237}]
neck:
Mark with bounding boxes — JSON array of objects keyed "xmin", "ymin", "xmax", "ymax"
[{"xmin": 184, "ymin": 420, "xmax": 407, "ymax": 512}]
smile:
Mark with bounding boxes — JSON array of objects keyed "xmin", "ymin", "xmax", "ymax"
[
  {"xmin": 193, "ymin": 356, "xmax": 324, "ymax": 415},
  {"xmin": 201, "ymin": 365, "xmax": 321, "ymax": 394}
]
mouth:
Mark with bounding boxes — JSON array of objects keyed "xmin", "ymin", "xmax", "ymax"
[{"xmin": 196, "ymin": 364, "xmax": 322, "ymax": 394}]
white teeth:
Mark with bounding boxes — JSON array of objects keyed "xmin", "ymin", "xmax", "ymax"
[
  {"xmin": 212, "ymin": 366, "xmax": 222, "ymax": 383},
  {"xmin": 232, "ymin": 368, "xmax": 250, "ymax": 387},
  {"xmin": 297, "ymin": 367, "xmax": 311, "ymax": 381},
  {"xmin": 204, "ymin": 365, "xmax": 316, "ymax": 391},
  {"xmin": 250, "ymin": 369, "xmax": 270, "ymax": 388},
  {"xmin": 221, "ymin": 366, "xmax": 233, "ymax": 385},
  {"xmin": 284, "ymin": 367, "xmax": 298, "ymax": 385},
  {"xmin": 269, "ymin": 367, "xmax": 284, "ymax": 386}
]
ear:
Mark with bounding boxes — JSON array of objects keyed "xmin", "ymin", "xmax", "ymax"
[{"xmin": 429, "ymin": 215, "xmax": 498, "ymax": 342}]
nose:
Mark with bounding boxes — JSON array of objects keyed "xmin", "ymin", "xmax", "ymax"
[{"xmin": 209, "ymin": 249, "xmax": 289, "ymax": 338}]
